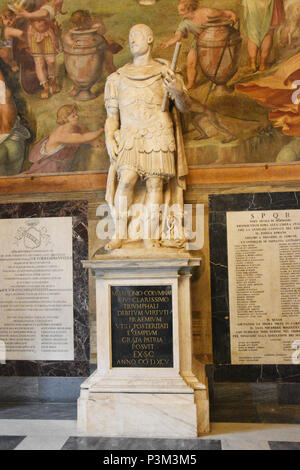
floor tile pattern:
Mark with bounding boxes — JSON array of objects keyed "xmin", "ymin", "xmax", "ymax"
[{"xmin": 0, "ymin": 405, "xmax": 299, "ymax": 450}]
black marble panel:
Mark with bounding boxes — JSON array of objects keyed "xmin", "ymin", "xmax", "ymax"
[
  {"xmin": 207, "ymin": 381, "xmax": 300, "ymax": 423},
  {"xmin": 0, "ymin": 436, "xmax": 25, "ymax": 450},
  {"xmin": 62, "ymin": 437, "xmax": 222, "ymax": 451},
  {"xmin": 257, "ymin": 404, "xmax": 300, "ymax": 424},
  {"xmin": 0, "ymin": 377, "xmax": 86, "ymax": 403},
  {"xmin": 209, "ymin": 192, "xmax": 300, "ymax": 382},
  {"xmin": 211, "ymin": 405, "xmax": 260, "ymax": 423},
  {"xmin": 111, "ymin": 285, "xmax": 173, "ymax": 368},
  {"xmin": 207, "ymin": 364, "xmax": 300, "ymax": 383},
  {"xmin": 0, "ymin": 201, "xmax": 89, "ymax": 377},
  {"xmin": 269, "ymin": 441, "xmax": 300, "ymax": 450},
  {"xmin": 278, "ymin": 384, "xmax": 300, "ymax": 405},
  {"xmin": 0, "ymin": 403, "xmax": 77, "ymax": 419}
]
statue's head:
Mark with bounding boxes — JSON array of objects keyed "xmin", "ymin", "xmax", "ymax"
[{"xmin": 129, "ymin": 24, "xmax": 154, "ymax": 57}]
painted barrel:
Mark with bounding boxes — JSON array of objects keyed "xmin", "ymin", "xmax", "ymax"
[
  {"xmin": 197, "ymin": 19, "xmax": 242, "ymax": 86},
  {"xmin": 63, "ymin": 28, "xmax": 106, "ymax": 101}
]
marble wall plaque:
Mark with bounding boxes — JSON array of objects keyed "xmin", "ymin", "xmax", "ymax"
[
  {"xmin": 110, "ymin": 285, "xmax": 173, "ymax": 368},
  {"xmin": 227, "ymin": 210, "xmax": 300, "ymax": 365},
  {"xmin": 0, "ymin": 217, "xmax": 74, "ymax": 361},
  {"xmin": 0, "ymin": 201, "xmax": 89, "ymax": 377},
  {"xmin": 209, "ymin": 192, "xmax": 300, "ymax": 382}
]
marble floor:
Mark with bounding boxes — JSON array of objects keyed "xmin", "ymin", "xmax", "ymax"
[{"xmin": 0, "ymin": 404, "xmax": 299, "ymax": 450}]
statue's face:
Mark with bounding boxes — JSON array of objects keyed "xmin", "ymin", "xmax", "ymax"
[{"xmin": 129, "ymin": 27, "xmax": 152, "ymax": 57}]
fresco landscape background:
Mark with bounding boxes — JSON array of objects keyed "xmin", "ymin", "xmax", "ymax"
[{"xmin": 0, "ymin": 0, "xmax": 299, "ymax": 175}]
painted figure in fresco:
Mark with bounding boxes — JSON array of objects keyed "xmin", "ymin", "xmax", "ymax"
[
  {"xmin": 190, "ymin": 102, "xmax": 236, "ymax": 143},
  {"xmin": 0, "ymin": 9, "xmax": 24, "ymax": 72},
  {"xmin": 242, "ymin": 0, "xmax": 285, "ymax": 72},
  {"xmin": 0, "ymin": 65, "xmax": 30, "ymax": 175},
  {"xmin": 104, "ymin": 24, "xmax": 191, "ymax": 250},
  {"xmin": 237, "ymin": 52, "xmax": 300, "ymax": 131},
  {"xmin": 65, "ymin": 9, "xmax": 122, "ymax": 98},
  {"xmin": 160, "ymin": 0, "xmax": 237, "ymax": 89},
  {"xmin": 278, "ymin": 0, "xmax": 300, "ymax": 46},
  {"xmin": 24, "ymin": 104, "xmax": 103, "ymax": 174},
  {"xmin": 70, "ymin": 10, "xmax": 122, "ymax": 74},
  {"xmin": 17, "ymin": 0, "xmax": 65, "ymax": 99},
  {"xmin": 236, "ymin": 52, "xmax": 300, "ymax": 161}
]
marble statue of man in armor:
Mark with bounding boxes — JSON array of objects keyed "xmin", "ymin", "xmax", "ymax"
[{"xmin": 104, "ymin": 24, "xmax": 191, "ymax": 250}]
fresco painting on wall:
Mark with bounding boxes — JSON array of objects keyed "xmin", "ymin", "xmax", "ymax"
[{"xmin": 0, "ymin": 0, "xmax": 299, "ymax": 177}]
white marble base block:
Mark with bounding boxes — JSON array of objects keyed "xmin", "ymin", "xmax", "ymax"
[
  {"xmin": 78, "ymin": 392, "xmax": 197, "ymax": 438},
  {"xmin": 78, "ymin": 257, "xmax": 210, "ymax": 437}
]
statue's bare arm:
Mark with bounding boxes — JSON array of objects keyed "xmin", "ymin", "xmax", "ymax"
[{"xmin": 105, "ymin": 108, "xmax": 120, "ymax": 162}]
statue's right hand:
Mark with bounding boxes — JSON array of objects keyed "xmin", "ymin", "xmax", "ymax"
[{"xmin": 106, "ymin": 137, "xmax": 118, "ymax": 162}]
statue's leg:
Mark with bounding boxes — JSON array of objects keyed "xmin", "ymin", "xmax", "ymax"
[
  {"xmin": 105, "ymin": 168, "xmax": 139, "ymax": 250},
  {"xmin": 144, "ymin": 176, "xmax": 163, "ymax": 249}
]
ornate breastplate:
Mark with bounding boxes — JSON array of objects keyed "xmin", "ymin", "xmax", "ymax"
[
  {"xmin": 119, "ymin": 75, "xmax": 174, "ymax": 133},
  {"xmin": 119, "ymin": 75, "xmax": 164, "ymax": 117}
]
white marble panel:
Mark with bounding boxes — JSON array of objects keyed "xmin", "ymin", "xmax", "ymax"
[
  {"xmin": 202, "ymin": 423, "xmax": 300, "ymax": 442},
  {"xmin": 78, "ymin": 392, "xmax": 198, "ymax": 438},
  {"xmin": 15, "ymin": 435, "xmax": 69, "ymax": 450},
  {"xmin": 0, "ymin": 419, "xmax": 79, "ymax": 436},
  {"xmin": 221, "ymin": 438, "xmax": 271, "ymax": 450}
]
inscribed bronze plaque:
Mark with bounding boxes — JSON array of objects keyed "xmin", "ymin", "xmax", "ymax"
[{"xmin": 111, "ymin": 285, "xmax": 173, "ymax": 368}]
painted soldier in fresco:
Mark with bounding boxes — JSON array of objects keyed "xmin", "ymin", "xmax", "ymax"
[{"xmin": 17, "ymin": 0, "xmax": 65, "ymax": 99}]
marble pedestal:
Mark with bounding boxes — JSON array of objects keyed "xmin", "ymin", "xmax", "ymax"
[{"xmin": 78, "ymin": 257, "xmax": 210, "ymax": 437}]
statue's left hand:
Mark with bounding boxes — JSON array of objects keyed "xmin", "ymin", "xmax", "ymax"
[{"xmin": 163, "ymin": 69, "xmax": 184, "ymax": 97}]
